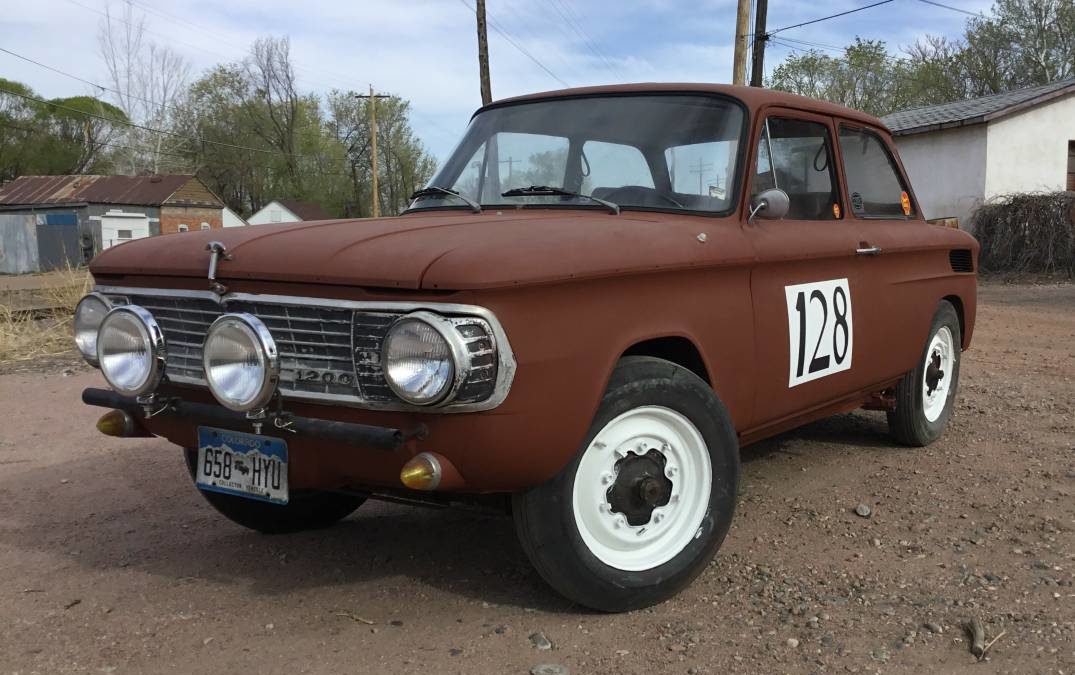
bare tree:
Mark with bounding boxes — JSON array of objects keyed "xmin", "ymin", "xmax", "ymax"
[{"xmin": 97, "ymin": 0, "xmax": 191, "ymax": 174}]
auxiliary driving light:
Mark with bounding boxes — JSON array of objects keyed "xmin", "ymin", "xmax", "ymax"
[
  {"xmin": 202, "ymin": 313, "xmax": 279, "ymax": 412},
  {"xmin": 400, "ymin": 452, "xmax": 443, "ymax": 490},
  {"xmin": 73, "ymin": 292, "xmax": 113, "ymax": 366},
  {"xmin": 97, "ymin": 305, "xmax": 166, "ymax": 396}
]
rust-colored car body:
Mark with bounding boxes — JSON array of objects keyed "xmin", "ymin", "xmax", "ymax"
[{"xmin": 88, "ymin": 84, "xmax": 979, "ymax": 494}]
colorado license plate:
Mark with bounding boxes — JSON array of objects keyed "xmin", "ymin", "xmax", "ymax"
[{"xmin": 196, "ymin": 427, "xmax": 289, "ymax": 504}]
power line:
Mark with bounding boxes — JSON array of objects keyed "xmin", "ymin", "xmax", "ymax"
[
  {"xmin": 458, "ymin": 0, "xmax": 571, "ymax": 88},
  {"xmin": 767, "ymin": 0, "xmax": 895, "ymax": 35},
  {"xmin": 546, "ymin": 0, "xmax": 624, "ymax": 80},
  {"xmin": 911, "ymin": 0, "xmax": 984, "ymax": 17},
  {"xmin": 0, "ymin": 46, "xmax": 187, "ymax": 118},
  {"xmin": 0, "ymin": 85, "xmax": 310, "ymax": 158}
]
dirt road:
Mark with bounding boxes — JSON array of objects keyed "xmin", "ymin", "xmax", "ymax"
[{"xmin": 1, "ymin": 283, "xmax": 1072, "ymax": 674}]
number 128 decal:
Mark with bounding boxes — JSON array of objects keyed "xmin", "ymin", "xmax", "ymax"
[{"xmin": 785, "ymin": 278, "xmax": 853, "ymax": 387}]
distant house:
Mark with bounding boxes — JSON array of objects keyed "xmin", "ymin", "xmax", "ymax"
[
  {"xmin": 0, "ymin": 174, "xmax": 225, "ymax": 273},
  {"xmin": 883, "ymin": 79, "xmax": 1075, "ymax": 228},
  {"xmin": 248, "ymin": 199, "xmax": 332, "ymax": 225},
  {"xmin": 222, "ymin": 206, "xmax": 247, "ymax": 228}
]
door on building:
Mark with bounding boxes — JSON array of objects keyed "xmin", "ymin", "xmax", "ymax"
[
  {"xmin": 35, "ymin": 212, "xmax": 80, "ymax": 271},
  {"xmin": 100, "ymin": 210, "xmax": 150, "ymax": 250}
]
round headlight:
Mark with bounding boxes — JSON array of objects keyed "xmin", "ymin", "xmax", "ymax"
[
  {"xmin": 74, "ymin": 292, "xmax": 113, "ymax": 366},
  {"xmin": 381, "ymin": 312, "xmax": 468, "ymax": 406},
  {"xmin": 202, "ymin": 313, "xmax": 279, "ymax": 412},
  {"xmin": 97, "ymin": 305, "xmax": 165, "ymax": 396}
]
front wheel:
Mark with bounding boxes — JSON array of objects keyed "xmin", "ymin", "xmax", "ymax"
[
  {"xmin": 513, "ymin": 357, "xmax": 740, "ymax": 612},
  {"xmin": 183, "ymin": 448, "xmax": 365, "ymax": 534},
  {"xmin": 888, "ymin": 300, "xmax": 962, "ymax": 446}
]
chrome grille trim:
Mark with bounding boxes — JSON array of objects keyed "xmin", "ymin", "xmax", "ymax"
[{"xmin": 96, "ymin": 286, "xmax": 516, "ymax": 413}]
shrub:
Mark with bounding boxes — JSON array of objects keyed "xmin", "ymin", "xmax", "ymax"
[{"xmin": 971, "ymin": 192, "xmax": 1075, "ymax": 277}]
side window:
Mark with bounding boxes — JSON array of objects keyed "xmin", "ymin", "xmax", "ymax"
[
  {"xmin": 752, "ymin": 117, "xmax": 839, "ymax": 220},
  {"xmin": 839, "ymin": 127, "xmax": 913, "ymax": 218},
  {"xmin": 581, "ymin": 141, "xmax": 653, "ymax": 194}
]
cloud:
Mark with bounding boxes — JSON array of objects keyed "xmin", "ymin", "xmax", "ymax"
[{"xmin": 4, "ymin": 0, "xmax": 987, "ymax": 161}]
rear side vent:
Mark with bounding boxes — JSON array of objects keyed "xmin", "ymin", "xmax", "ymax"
[{"xmin": 949, "ymin": 249, "xmax": 974, "ymax": 273}]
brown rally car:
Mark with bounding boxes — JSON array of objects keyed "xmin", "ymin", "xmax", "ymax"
[{"xmin": 74, "ymin": 84, "xmax": 978, "ymax": 612}]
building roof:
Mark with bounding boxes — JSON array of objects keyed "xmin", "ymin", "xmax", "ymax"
[
  {"xmin": 276, "ymin": 199, "xmax": 331, "ymax": 221},
  {"xmin": 0, "ymin": 174, "xmax": 223, "ymax": 208},
  {"xmin": 882, "ymin": 79, "xmax": 1075, "ymax": 136}
]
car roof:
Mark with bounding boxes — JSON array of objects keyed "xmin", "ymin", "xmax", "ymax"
[{"xmin": 483, "ymin": 83, "xmax": 888, "ymax": 133}]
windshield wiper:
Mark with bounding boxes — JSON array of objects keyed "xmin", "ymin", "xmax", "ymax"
[
  {"xmin": 409, "ymin": 186, "xmax": 481, "ymax": 214},
  {"xmin": 501, "ymin": 185, "xmax": 620, "ymax": 215}
]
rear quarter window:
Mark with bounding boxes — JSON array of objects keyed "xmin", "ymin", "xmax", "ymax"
[{"xmin": 838, "ymin": 126, "xmax": 914, "ymax": 218}]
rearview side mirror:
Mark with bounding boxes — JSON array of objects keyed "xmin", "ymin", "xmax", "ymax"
[{"xmin": 748, "ymin": 188, "xmax": 790, "ymax": 223}]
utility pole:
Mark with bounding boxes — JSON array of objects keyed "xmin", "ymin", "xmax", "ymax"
[
  {"xmin": 356, "ymin": 86, "xmax": 391, "ymax": 217},
  {"xmin": 499, "ymin": 156, "xmax": 516, "ymax": 182},
  {"xmin": 476, "ymin": 0, "xmax": 492, "ymax": 105},
  {"xmin": 732, "ymin": 0, "xmax": 751, "ymax": 85},
  {"xmin": 689, "ymin": 157, "xmax": 714, "ymax": 196},
  {"xmin": 750, "ymin": 0, "xmax": 769, "ymax": 87}
]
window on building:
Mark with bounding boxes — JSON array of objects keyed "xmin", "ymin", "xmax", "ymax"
[
  {"xmin": 177, "ymin": 224, "xmax": 189, "ymax": 232},
  {"xmin": 752, "ymin": 117, "xmax": 839, "ymax": 220},
  {"xmin": 839, "ymin": 126, "xmax": 914, "ymax": 218},
  {"xmin": 1067, "ymin": 140, "xmax": 1074, "ymax": 191},
  {"xmin": 270, "ymin": 208, "xmax": 282, "ymax": 222},
  {"xmin": 117, "ymin": 229, "xmax": 133, "ymax": 240},
  {"xmin": 200, "ymin": 222, "xmax": 211, "ymax": 230}
]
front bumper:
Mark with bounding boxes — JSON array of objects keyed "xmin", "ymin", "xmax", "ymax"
[{"xmin": 82, "ymin": 388, "xmax": 427, "ymax": 452}]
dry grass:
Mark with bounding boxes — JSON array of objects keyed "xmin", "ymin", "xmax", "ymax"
[{"xmin": 0, "ymin": 264, "xmax": 91, "ymax": 364}]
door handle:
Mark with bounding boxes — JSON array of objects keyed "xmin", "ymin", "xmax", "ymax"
[{"xmin": 856, "ymin": 245, "xmax": 882, "ymax": 256}]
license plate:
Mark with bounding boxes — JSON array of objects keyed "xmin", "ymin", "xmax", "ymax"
[{"xmin": 196, "ymin": 427, "xmax": 289, "ymax": 505}]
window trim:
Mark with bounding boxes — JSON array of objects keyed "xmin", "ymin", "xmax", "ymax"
[
  {"xmin": 837, "ymin": 123, "xmax": 918, "ymax": 221},
  {"xmin": 748, "ymin": 112, "xmax": 843, "ymax": 221}
]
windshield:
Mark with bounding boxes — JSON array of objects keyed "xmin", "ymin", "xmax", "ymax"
[{"xmin": 413, "ymin": 94, "xmax": 745, "ymax": 214}]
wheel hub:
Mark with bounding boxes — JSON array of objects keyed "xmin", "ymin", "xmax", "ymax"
[
  {"xmin": 606, "ymin": 449, "xmax": 673, "ymax": 527},
  {"xmin": 925, "ymin": 351, "xmax": 945, "ymax": 395}
]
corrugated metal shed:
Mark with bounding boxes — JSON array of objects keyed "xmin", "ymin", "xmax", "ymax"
[
  {"xmin": 883, "ymin": 79, "xmax": 1075, "ymax": 136},
  {"xmin": 0, "ymin": 175, "xmax": 222, "ymax": 207}
]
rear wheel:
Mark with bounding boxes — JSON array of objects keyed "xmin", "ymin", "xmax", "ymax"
[
  {"xmin": 513, "ymin": 357, "xmax": 739, "ymax": 612},
  {"xmin": 888, "ymin": 301, "xmax": 962, "ymax": 446},
  {"xmin": 183, "ymin": 448, "xmax": 365, "ymax": 534}
]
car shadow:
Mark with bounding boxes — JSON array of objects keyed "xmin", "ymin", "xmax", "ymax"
[{"xmin": 0, "ymin": 411, "xmax": 897, "ymax": 611}]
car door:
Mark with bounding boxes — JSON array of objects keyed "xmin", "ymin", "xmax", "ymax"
[
  {"xmin": 745, "ymin": 109, "xmax": 884, "ymax": 428},
  {"xmin": 834, "ymin": 123, "xmax": 934, "ymax": 383}
]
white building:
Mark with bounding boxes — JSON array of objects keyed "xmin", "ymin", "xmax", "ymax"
[
  {"xmin": 222, "ymin": 206, "xmax": 247, "ymax": 228},
  {"xmin": 247, "ymin": 199, "xmax": 331, "ymax": 225},
  {"xmin": 883, "ymin": 79, "xmax": 1075, "ymax": 228}
]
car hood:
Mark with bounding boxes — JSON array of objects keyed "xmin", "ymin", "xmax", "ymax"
[{"xmin": 90, "ymin": 209, "xmax": 742, "ymax": 290}]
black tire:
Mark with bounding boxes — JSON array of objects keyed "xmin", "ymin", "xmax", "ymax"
[
  {"xmin": 888, "ymin": 301, "xmax": 962, "ymax": 447},
  {"xmin": 183, "ymin": 448, "xmax": 365, "ymax": 534},
  {"xmin": 512, "ymin": 356, "xmax": 740, "ymax": 612}
]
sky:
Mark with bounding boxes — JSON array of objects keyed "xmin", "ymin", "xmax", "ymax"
[{"xmin": 2, "ymin": 0, "xmax": 995, "ymax": 162}]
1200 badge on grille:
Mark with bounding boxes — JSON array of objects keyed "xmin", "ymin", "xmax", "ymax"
[{"xmin": 292, "ymin": 369, "xmax": 355, "ymax": 387}]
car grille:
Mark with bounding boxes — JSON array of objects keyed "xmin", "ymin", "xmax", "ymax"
[{"xmin": 104, "ymin": 291, "xmax": 500, "ymax": 408}]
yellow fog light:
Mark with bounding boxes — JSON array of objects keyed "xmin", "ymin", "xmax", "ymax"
[
  {"xmin": 96, "ymin": 409, "xmax": 136, "ymax": 437},
  {"xmin": 400, "ymin": 452, "xmax": 442, "ymax": 491}
]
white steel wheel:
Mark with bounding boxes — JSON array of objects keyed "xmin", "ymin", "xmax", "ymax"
[
  {"xmin": 921, "ymin": 325, "xmax": 955, "ymax": 423},
  {"xmin": 888, "ymin": 301, "xmax": 962, "ymax": 447},
  {"xmin": 571, "ymin": 405, "xmax": 712, "ymax": 572}
]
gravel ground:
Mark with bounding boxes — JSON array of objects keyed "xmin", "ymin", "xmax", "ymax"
[{"xmin": 0, "ymin": 282, "xmax": 1072, "ymax": 675}]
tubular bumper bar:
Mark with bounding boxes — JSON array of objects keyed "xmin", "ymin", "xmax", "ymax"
[{"xmin": 81, "ymin": 388, "xmax": 425, "ymax": 451}]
